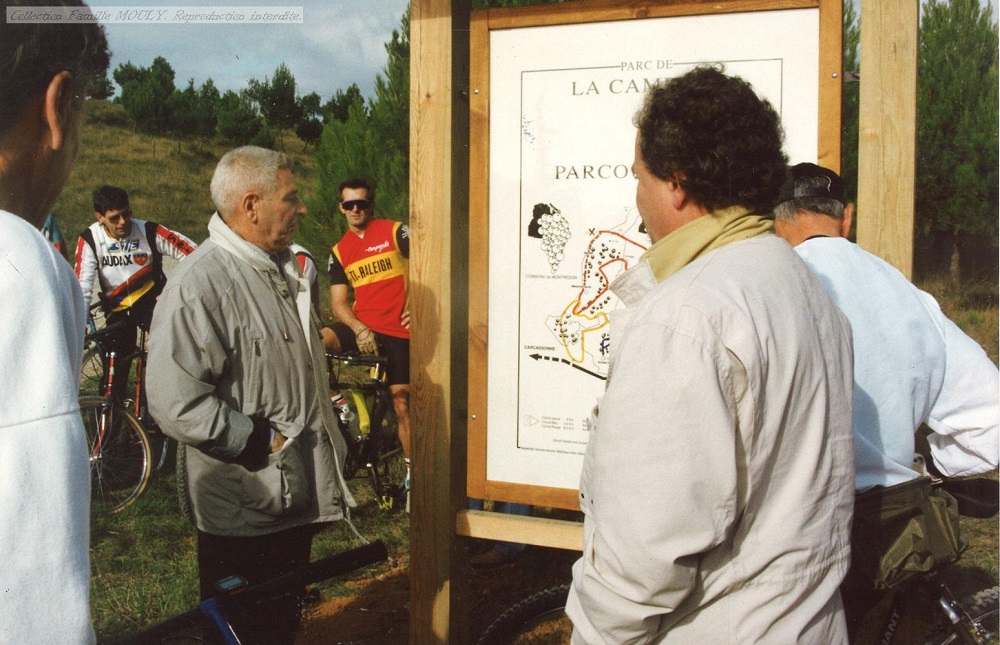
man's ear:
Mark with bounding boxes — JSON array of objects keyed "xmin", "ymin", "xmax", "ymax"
[
  {"xmin": 241, "ymin": 192, "xmax": 259, "ymax": 222},
  {"xmin": 94, "ymin": 211, "xmax": 103, "ymax": 222},
  {"xmin": 841, "ymin": 203, "xmax": 854, "ymax": 239},
  {"xmin": 668, "ymin": 174, "xmax": 689, "ymax": 210},
  {"xmin": 43, "ymin": 71, "xmax": 75, "ymax": 152}
]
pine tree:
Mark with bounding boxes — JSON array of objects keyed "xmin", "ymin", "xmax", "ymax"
[
  {"xmin": 113, "ymin": 56, "xmax": 176, "ymax": 157},
  {"xmin": 313, "ymin": 8, "xmax": 411, "ymax": 236},
  {"xmin": 841, "ymin": 1, "xmax": 860, "ymax": 207},
  {"xmin": 247, "ymin": 63, "xmax": 301, "ymax": 150},
  {"xmin": 322, "ymin": 83, "xmax": 365, "ymax": 123},
  {"xmin": 216, "ymin": 90, "xmax": 262, "ymax": 145},
  {"xmin": 915, "ymin": 0, "xmax": 998, "ymax": 278}
]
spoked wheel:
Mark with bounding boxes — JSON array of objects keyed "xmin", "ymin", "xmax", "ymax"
[
  {"xmin": 477, "ymin": 584, "xmax": 571, "ymax": 645},
  {"xmin": 79, "ymin": 342, "xmax": 104, "ymax": 397},
  {"xmin": 921, "ymin": 586, "xmax": 999, "ymax": 645},
  {"xmin": 79, "ymin": 396, "xmax": 153, "ymax": 514}
]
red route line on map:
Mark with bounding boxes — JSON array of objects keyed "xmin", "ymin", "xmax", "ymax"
[{"xmin": 571, "ymin": 231, "xmax": 647, "ymax": 315}]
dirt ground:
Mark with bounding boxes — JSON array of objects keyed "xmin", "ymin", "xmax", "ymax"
[{"xmin": 296, "ymin": 544, "xmax": 580, "ymax": 644}]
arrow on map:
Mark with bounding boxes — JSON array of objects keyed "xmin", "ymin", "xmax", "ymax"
[{"xmin": 528, "ymin": 353, "xmax": 606, "ymax": 380}]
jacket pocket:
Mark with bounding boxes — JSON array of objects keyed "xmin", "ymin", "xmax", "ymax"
[{"xmin": 241, "ymin": 436, "xmax": 310, "ymax": 525}]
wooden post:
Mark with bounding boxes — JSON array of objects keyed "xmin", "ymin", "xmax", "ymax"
[
  {"xmin": 856, "ymin": 1, "xmax": 918, "ymax": 278},
  {"xmin": 409, "ymin": 0, "xmax": 471, "ymax": 643}
]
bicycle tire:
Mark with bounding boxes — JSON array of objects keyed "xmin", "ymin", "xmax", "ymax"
[
  {"xmin": 367, "ymin": 389, "xmax": 404, "ymax": 509},
  {"xmin": 79, "ymin": 342, "xmax": 104, "ymax": 396},
  {"xmin": 476, "ymin": 583, "xmax": 571, "ymax": 645},
  {"xmin": 921, "ymin": 585, "xmax": 999, "ymax": 645},
  {"xmin": 175, "ymin": 442, "xmax": 194, "ymax": 523},
  {"xmin": 79, "ymin": 396, "xmax": 153, "ymax": 514}
]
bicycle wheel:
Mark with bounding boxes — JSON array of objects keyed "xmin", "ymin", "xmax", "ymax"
[
  {"xmin": 921, "ymin": 585, "xmax": 999, "ymax": 645},
  {"xmin": 79, "ymin": 342, "xmax": 104, "ymax": 396},
  {"xmin": 175, "ymin": 442, "xmax": 194, "ymax": 523},
  {"xmin": 367, "ymin": 391, "xmax": 404, "ymax": 510},
  {"xmin": 477, "ymin": 584, "xmax": 571, "ymax": 645},
  {"xmin": 79, "ymin": 396, "xmax": 153, "ymax": 514}
]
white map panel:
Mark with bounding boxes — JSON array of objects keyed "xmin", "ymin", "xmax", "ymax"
[{"xmin": 486, "ymin": 9, "xmax": 820, "ymax": 489}]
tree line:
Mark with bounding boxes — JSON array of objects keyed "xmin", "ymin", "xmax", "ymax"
[{"xmin": 111, "ymin": 56, "xmax": 365, "ymax": 153}]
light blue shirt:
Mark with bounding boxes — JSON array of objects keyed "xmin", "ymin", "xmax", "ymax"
[{"xmin": 795, "ymin": 237, "xmax": 999, "ymax": 491}]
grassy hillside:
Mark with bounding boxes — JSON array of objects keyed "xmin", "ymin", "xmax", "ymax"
[{"xmin": 55, "ymin": 100, "xmax": 339, "ymax": 311}]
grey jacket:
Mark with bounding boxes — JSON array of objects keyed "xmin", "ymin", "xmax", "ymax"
[{"xmin": 148, "ymin": 214, "xmax": 352, "ymax": 536}]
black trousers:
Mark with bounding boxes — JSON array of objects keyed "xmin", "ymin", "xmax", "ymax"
[
  {"xmin": 102, "ymin": 296, "xmax": 156, "ymax": 403},
  {"xmin": 197, "ymin": 525, "xmax": 315, "ymax": 645}
]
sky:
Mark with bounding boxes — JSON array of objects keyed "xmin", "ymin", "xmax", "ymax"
[{"xmin": 100, "ymin": 1, "xmax": 410, "ymax": 102}]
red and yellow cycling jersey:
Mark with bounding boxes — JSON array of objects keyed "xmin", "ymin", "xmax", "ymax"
[{"xmin": 329, "ymin": 219, "xmax": 409, "ymax": 339}]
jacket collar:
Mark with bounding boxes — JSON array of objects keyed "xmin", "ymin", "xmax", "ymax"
[
  {"xmin": 208, "ymin": 212, "xmax": 293, "ymax": 271},
  {"xmin": 208, "ymin": 213, "xmax": 313, "ymax": 350},
  {"xmin": 612, "ymin": 206, "xmax": 773, "ymax": 304}
]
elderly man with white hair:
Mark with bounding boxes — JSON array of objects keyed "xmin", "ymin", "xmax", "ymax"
[{"xmin": 148, "ymin": 145, "xmax": 353, "ymax": 645}]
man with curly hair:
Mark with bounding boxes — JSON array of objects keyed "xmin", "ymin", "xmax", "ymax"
[
  {"xmin": 0, "ymin": 1, "xmax": 110, "ymax": 642},
  {"xmin": 566, "ymin": 67, "xmax": 855, "ymax": 643}
]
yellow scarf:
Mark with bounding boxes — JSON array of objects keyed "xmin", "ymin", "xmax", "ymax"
[{"xmin": 642, "ymin": 206, "xmax": 775, "ymax": 283}]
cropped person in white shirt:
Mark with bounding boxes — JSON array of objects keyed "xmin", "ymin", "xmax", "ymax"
[
  {"xmin": 774, "ymin": 162, "xmax": 999, "ymax": 638},
  {"xmin": 0, "ymin": 2, "xmax": 110, "ymax": 642},
  {"xmin": 774, "ymin": 163, "xmax": 998, "ymax": 491}
]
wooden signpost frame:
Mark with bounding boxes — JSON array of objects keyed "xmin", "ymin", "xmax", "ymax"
[{"xmin": 464, "ymin": 0, "xmax": 843, "ymax": 516}]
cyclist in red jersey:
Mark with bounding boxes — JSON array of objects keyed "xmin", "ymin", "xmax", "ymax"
[{"xmin": 326, "ymin": 178, "xmax": 412, "ymax": 502}]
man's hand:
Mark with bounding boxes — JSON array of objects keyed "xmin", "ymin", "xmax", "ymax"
[
  {"xmin": 355, "ymin": 326, "xmax": 378, "ymax": 355},
  {"xmin": 271, "ymin": 429, "xmax": 287, "ymax": 454},
  {"xmin": 400, "ymin": 310, "xmax": 411, "ymax": 330}
]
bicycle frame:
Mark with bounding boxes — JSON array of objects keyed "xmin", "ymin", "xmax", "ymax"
[
  {"xmin": 83, "ymin": 324, "xmax": 158, "ymax": 513},
  {"xmin": 110, "ymin": 540, "xmax": 390, "ymax": 645},
  {"xmin": 328, "ymin": 353, "xmax": 402, "ymax": 511},
  {"xmin": 871, "ymin": 573, "xmax": 979, "ymax": 645}
]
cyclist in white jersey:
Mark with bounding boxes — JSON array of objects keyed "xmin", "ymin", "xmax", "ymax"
[{"xmin": 74, "ymin": 185, "xmax": 196, "ymax": 401}]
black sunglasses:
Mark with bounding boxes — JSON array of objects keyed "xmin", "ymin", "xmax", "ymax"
[
  {"xmin": 341, "ymin": 199, "xmax": 372, "ymax": 211},
  {"xmin": 104, "ymin": 209, "xmax": 132, "ymax": 223}
]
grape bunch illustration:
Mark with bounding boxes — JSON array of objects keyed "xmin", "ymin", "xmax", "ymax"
[{"xmin": 528, "ymin": 203, "xmax": 571, "ymax": 273}]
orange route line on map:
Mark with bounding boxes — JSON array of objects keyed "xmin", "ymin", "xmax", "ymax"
[{"xmin": 554, "ymin": 300, "xmax": 610, "ymax": 364}]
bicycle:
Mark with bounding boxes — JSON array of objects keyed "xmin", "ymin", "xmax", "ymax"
[
  {"xmin": 475, "ymin": 477, "xmax": 999, "ymax": 645},
  {"xmin": 107, "ymin": 539, "xmax": 389, "ymax": 645},
  {"xmin": 327, "ymin": 351, "xmax": 405, "ymax": 512},
  {"xmin": 80, "ymin": 312, "xmax": 172, "ymax": 513}
]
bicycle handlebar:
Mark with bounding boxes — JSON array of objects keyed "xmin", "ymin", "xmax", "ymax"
[
  {"xmin": 108, "ymin": 540, "xmax": 389, "ymax": 645},
  {"xmin": 326, "ymin": 352, "xmax": 390, "ymax": 368},
  {"xmin": 938, "ymin": 477, "xmax": 999, "ymax": 519},
  {"xmin": 85, "ymin": 319, "xmax": 130, "ymax": 346}
]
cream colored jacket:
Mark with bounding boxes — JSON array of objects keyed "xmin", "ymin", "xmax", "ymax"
[{"xmin": 567, "ymin": 234, "xmax": 855, "ymax": 644}]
